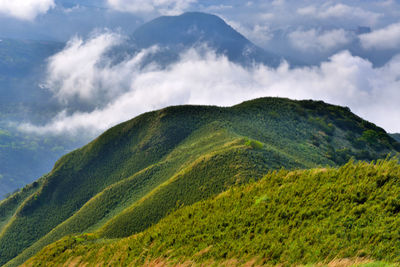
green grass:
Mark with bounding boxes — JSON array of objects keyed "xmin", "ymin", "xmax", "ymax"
[
  {"xmin": 1, "ymin": 97, "xmax": 400, "ymax": 266},
  {"xmin": 23, "ymin": 159, "xmax": 400, "ymax": 266},
  {"xmin": 0, "ymin": 178, "xmax": 43, "ymax": 233}
]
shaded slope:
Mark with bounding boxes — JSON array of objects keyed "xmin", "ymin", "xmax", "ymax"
[
  {"xmin": 97, "ymin": 140, "xmax": 297, "ymax": 239},
  {"xmin": 1, "ymin": 97, "xmax": 399, "ymax": 266},
  {"xmin": 0, "ymin": 178, "xmax": 43, "ymax": 234},
  {"xmin": 24, "ymin": 159, "xmax": 400, "ymax": 266}
]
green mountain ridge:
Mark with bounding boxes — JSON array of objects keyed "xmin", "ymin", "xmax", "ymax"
[
  {"xmin": 24, "ymin": 158, "xmax": 400, "ymax": 266},
  {"xmin": 0, "ymin": 97, "xmax": 399, "ymax": 266}
]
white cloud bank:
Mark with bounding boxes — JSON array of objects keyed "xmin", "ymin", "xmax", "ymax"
[
  {"xmin": 360, "ymin": 23, "xmax": 400, "ymax": 50},
  {"xmin": 0, "ymin": 0, "xmax": 55, "ymax": 20},
  {"xmin": 44, "ymin": 32, "xmax": 124, "ymax": 104},
  {"xmin": 107, "ymin": 0, "xmax": 197, "ymax": 15},
  {"xmin": 20, "ymin": 33, "xmax": 400, "ymax": 136}
]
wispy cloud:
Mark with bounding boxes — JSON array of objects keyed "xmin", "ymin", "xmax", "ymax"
[
  {"xmin": 44, "ymin": 31, "xmax": 124, "ymax": 104},
  {"xmin": 360, "ymin": 23, "xmax": 400, "ymax": 50},
  {"xmin": 289, "ymin": 28, "xmax": 353, "ymax": 52},
  {"xmin": 0, "ymin": 0, "xmax": 55, "ymax": 20},
  {"xmin": 297, "ymin": 3, "xmax": 382, "ymax": 26},
  {"xmin": 221, "ymin": 18, "xmax": 273, "ymax": 47},
  {"xmin": 207, "ymin": 1, "xmax": 398, "ymax": 66},
  {"xmin": 19, "ymin": 32, "xmax": 400, "ymax": 136}
]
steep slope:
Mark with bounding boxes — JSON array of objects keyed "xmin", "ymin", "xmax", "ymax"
[
  {"xmin": 24, "ymin": 159, "xmax": 400, "ymax": 266},
  {"xmin": 0, "ymin": 178, "xmax": 44, "ymax": 234},
  {"xmin": 1, "ymin": 97, "xmax": 399, "ymax": 266},
  {"xmin": 130, "ymin": 12, "xmax": 280, "ymax": 66}
]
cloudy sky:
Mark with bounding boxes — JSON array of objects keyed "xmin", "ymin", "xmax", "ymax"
[{"xmin": 2, "ymin": 0, "xmax": 400, "ymax": 135}]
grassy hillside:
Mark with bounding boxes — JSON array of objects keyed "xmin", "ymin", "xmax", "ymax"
[
  {"xmin": 0, "ymin": 178, "xmax": 44, "ymax": 233},
  {"xmin": 23, "ymin": 159, "xmax": 400, "ymax": 266},
  {"xmin": 1, "ymin": 97, "xmax": 399, "ymax": 266}
]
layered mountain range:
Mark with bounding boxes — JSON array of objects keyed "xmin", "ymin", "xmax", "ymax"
[
  {"xmin": 1, "ymin": 11, "xmax": 400, "ymax": 267},
  {"xmin": 0, "ymin": 12, "xmax": 282, "ymax": 200}
]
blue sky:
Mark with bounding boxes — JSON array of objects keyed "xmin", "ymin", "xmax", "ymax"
[{"xmin": 2, "ymin": 0, "xmax": 400, "ymax": 64}]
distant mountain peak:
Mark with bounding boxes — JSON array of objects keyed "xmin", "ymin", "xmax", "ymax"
[
  {"xmin": 131, "ymin": 12, "xmax": 280, "ymax": 66},
  {"xmin": 132, "ymin": 11, "xmax": 247, "ymax": 47}
]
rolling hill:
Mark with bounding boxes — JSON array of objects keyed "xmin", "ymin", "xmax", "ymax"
[
  {"xmin": 24, "ymin": 158, "xmax": 400, "ymax": 266},
  {"xmin": 1, "ymin": 97, "xmax": 399, "ymax": 266}
]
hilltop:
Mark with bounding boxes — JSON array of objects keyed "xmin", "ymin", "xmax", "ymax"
[{"xmin": 1, "ymin": 97, "xmax": 399, "ymax": 266}]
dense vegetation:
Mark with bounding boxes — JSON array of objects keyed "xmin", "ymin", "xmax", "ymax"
[
  {"xmin": 24, "ymin": 159, "xmax": 400, "ymax": 266},
  {"xmin": 1, "ymin": 97, "xmax": 399, "ymax": 266},
  {"xmin": 0, "ymin": 178, "xmax": 44, "ymax": 233}
]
